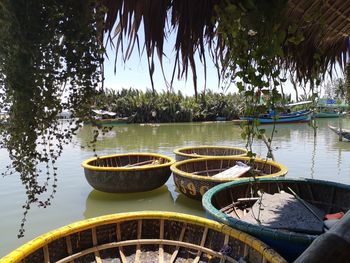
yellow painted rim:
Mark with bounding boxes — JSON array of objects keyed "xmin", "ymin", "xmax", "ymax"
[
  {"xmin": 174, "ymin": 145, "xmax": 247, "ymax": 159},
  {"xmin": 0, "ymin": 211, "xmax": 286, "ymax": 263},
  {"xmin": 170, "ymin": 156, "xmax": 288, "ymax": 182},
  {"xmin": 81, "ymin": 153, "xmax": 175, "ymax": 172}
]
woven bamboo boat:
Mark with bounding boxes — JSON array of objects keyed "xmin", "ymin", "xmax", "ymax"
[
  {"xmin": 171, "ymin": 157, "xmax": 287, "ymax": 200},
  {"xmin": 202, "ymin": 177, "xmax": 350, "ymax": 261},
  {"xmin": 174, "ymin": 145, "xmax": 247, "ymax": 161},
  {"xmin": 1, "ymin": 212, "xmax": 286, "ymax": 263},
  {"xmin": 82, "ymin": 153, "xmax": 175, "ymax": 193}
]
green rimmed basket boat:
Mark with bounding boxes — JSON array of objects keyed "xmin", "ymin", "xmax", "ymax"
[
  {"xmin": 82, "ymin": 153, "xmax": 175, "ymax": 193},
  {"xmin": 202, "ymin": 177, "xmax": 350, "ymax": 262},
  {"xmin": 170, "ymin": 157, "xmax": 287, "ymax": 200},
  {"xmin": 174, "ymin": 145, "xmax": 248, "ymax": 161},
  {"xmin": 0, "ymin": 211, "xmax": 286, "ymax": 263}
]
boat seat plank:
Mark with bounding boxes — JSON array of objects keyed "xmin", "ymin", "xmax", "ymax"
[{"xmin": 212, "ymin": 163, "xmax": 251, "ymax": 179}]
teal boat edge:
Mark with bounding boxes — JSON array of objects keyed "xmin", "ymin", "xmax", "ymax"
[{"xmin": 202, "ymin": 177, "xmax": 350, "ymax": 262}]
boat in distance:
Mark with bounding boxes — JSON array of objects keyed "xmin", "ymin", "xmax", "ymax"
[
  {"xmin": 329, "ymin": 125, "xmax": 350, "ymax": 140},
  {"xmin": 240, "ymin": 110, "xmax": 312, "ymax": 124}
]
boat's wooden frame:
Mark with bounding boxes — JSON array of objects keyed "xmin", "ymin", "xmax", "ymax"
[
  {"xmin": 174, "ymin": 145, "xmax": 247, "ymax": 161},
  {"xmin": 1, "ymin": 211, "xmax": 286, "ymax": 263},
  {"xmin": 171, "ymin": 157, "xmax": 287, "ymax": 200}
]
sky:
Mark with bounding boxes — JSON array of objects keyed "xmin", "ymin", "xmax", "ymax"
[
  {"xmin": 102, "ymin": 28, "xmax": 344, "ymax": 99},
  {"xmin": 103, "ymin": 36, "xmax": 222, "ymax": 96}
]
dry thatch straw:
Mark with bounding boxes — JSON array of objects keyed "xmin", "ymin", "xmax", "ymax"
[{"xmin": 101, "ymin": 0, "xmax": 350, "ymax": 92}]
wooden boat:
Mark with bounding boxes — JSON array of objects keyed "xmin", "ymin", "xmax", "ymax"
[
  {"xmin": 314, "ymin": 99, "xmax": 348, "ymax": 118},
  {"xmin": 329, "ymin": 125, "xmax": 350, "ymax": 140},
  {"xmin": 0, "ymin": 211, "xmax": 287, "ymax": 263},
  {"xmin": 170, "ymin": 156, "xmax": 287, "ymax": 200},
  {"xmin": 314, "ymin": 110, "xmax": 346, "ymax": 118},
  {"xmin": 202, "ymin": 177, "xmax": 350, "ymax": 261},
  {"xmin": 82, "ymin": 153, "xmax": 175, "ymax": 193},
  {"xmin": 240, "ymin": 110, "xmax": 312, "ymax": 124},
  {"xmin": 174, "ymin": 145, "xmax": 248, "ymax": 161}
]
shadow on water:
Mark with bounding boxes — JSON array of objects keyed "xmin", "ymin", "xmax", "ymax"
[{"xmin": 84, "ymin": 185, "xmax": 205, "ymax": 219}]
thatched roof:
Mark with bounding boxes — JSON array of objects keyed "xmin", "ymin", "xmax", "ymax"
[{"xmin": 102, "ymin": 0, "xmax": 350, "ymax": 93}]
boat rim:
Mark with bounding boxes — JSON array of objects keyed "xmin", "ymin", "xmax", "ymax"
[
  {"xmin": 173, "ymin": 145, "xmax": 248, "ymax": 158},
  {"xmin": 82, "ymin": 153, "xmax": 175, "ymax": 172},
  {"xmin": 170, "ymin": 156, "xmax": 288, "ymax": 182},
  {"xmin": 1, "ymin": 211, "xmax": 286, "ymax": 263},
  {"xmin": 202, "ymin": 177, "xmax": 350, "ymax": 243}
]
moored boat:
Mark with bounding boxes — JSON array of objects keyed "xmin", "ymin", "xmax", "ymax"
[
  {"xmin": 174, "ymin": 145, "xmax": 247, "ymax": 161},
  {"xmin": 240, "ymin": 109, "xmax": 312, "ymax": 124},
  {"xmin": 202, "ymin": 177, "xmax": 350, "ymax": 261},
  {"xmin": 329, "ymin": 125, "xmax": 350, "ymax": 140},
  {"xmin": 82, "ymin": 153, "xmax": 175, "ymax": 193},
  {"xmin": 0, "ymin": 211, "xmax": 287, "ymax": 263},
  {"xmin": 314, "ymin": 98, "xmax": 348, "ymax": 118},
  {"xmin": 171, "ymin": 157, "xmax": 287, "ymax": 200}
]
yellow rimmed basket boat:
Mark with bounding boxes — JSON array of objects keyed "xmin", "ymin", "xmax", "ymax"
[
  {"xmin": 82, "ymin": 153, "xmax": 175, "ymax": 193},
  {"xmin": 174, "ymin": 145, "xmax": 247, "ymax": 161},
  {"xmin": 171, "ymin": 157, "xmax": 287, "ymax": 200},
  {"xmin": 1, "ymin": 211, "xmax": 287, "ymax": 263}
]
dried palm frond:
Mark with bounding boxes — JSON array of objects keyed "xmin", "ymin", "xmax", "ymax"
[{"xmin": 101, "ymin": 0, "xmax": 350, "ymax": 92}]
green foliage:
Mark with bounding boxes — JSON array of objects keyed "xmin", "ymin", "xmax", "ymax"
[
  {"xmin": 92, "ymin": 88, "xmax": 244, "ymax": 123},
  {"xmin": 0, "ymin": 0, "xmax": 104, "ymax": 237}
]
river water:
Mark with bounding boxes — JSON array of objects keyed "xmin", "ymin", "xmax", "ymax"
[{"xmin": 1, "ymin": 118, "xmax": 350, "ymax": 256}]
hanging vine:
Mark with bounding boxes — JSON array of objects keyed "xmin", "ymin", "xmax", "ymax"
[{"xmin": 0, "ymin": 0, "xmax": 105, "ymax": 237}]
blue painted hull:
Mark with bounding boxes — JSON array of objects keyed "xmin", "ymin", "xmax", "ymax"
[{"xmin": 240, "ymin": 110, "xmax": 311, "ymax": 124}]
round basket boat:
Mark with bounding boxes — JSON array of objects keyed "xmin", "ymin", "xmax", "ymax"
[
  {"xmin": 1, "ymin": 211, "xmax": 286, "ymax": 263},
  {"xmin": 82, "ymin": 153, "xmax": 175, "ymax": 193},
  {"xmin": 174, "ymin": 145, "xmax": 247, "ymax": 161},
  {"xmin": 202, "ymin": 177, "xmax": 350, "ymax": 262},
  {"xmin": 171, "ymin": 156, "xmax": 287, "ymax": 200}
]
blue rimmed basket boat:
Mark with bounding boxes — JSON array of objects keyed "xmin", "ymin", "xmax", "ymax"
[
  {"xmin": 82, "ymin": 153, "xmax": 175, "ymax": 193},
  {"xmin": 174, "ymin": 145, "xmax": 248, "ymax": 161},
  {"xmin": 202, "ymin": 177, "xmax": 350, "ymax": 261},
  {"xmin": 170, "ymin": 157, "xmax": 287, "ymax": 200},
  {"xmin": 1, "ymin": 211, "xmax": 286, "ymax": 263}
]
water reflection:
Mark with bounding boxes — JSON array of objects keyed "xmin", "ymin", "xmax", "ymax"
[
  {"xmin": 3, "ymin": 119, "xmax": 350, "ymax": 256},
  {"xmin": 77, "ymin": 122, "xmax": 245, "ymax": 153},
  {"xmin": 84, "ymin": 184, "xmax": 205, "ymax": 219}
]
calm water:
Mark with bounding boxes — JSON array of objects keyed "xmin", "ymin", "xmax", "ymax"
[{"xmin": 1, "ymin": 118, "xmax": 350, "ymax": 256}]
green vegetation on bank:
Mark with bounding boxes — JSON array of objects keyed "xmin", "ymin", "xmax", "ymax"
[{"xmin": 93, "ymin": 88, "xmax": 245, "ymax": 123}]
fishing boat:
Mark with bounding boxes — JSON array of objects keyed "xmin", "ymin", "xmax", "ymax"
[
  {"xmin": 328, "ymin": 125, "xmax": 350, "ymax": 140},
  {"xmin": 240, "ymin": 101, "xmax": 312, "ymax": 124},
  {"xmin": 85, "ymin": 109, "xmax": 130, "ymax": 125},
  {"xmin": 202, "ymin": 177, "xmax": 350, "ymax": 261},
  {"xmin": 240, "ymin": 109, "xmax": 311, "ymax": 124},
  {"xmin": 82, "ymin": 153, "xmax": 175, "ymax": 193},
  {"xmin": 171, "ymin": 156, "xmax": 287, "ymax": 200},
  {"xmin": 174, "ymin": 145, "xmax": 247, "ymax": 161},
  {"xmin": 0, "ymin": 211, "xmax": 286, "ymax": 263},
  {"xmin": 314, "ymin": 99, "xmax": 347, "ymax": 118}
]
